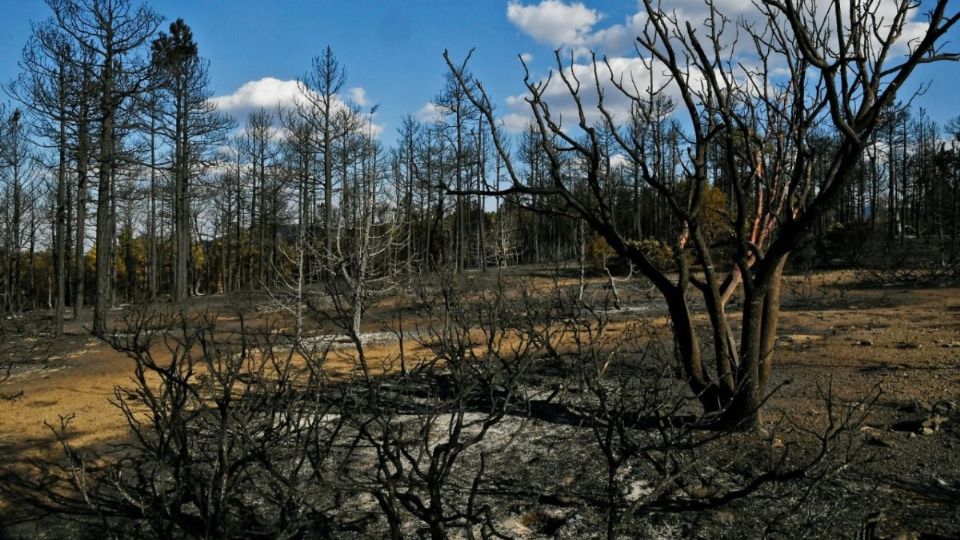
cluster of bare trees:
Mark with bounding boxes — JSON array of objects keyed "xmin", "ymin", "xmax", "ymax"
[
  {"xmin": 815, "ymin": 103, "xmax": 960, "ymax": 263},
  {"xmin": 0, "ymin": 107, "xmax": 43, "ymax": 314},
  {"xmin": 212, "ymin": 47, "xmax": 387, "ymax": 296},
  {"xmin": 1, "ymin": 0, "xmax": 957, "ymax": 342},
  {"xmin": 2, "ymin": 0, "xmax": 236, "ymax": 338}
]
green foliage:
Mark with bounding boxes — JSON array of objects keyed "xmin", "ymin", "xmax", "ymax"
[
  {"xmin": 586, "ymin": 233, "xmax": 616, "ymax": 270},
  {"xmin": 677, "ymin": 181, "xmax": 733, "ymax": 247},
  {"xmin": 629, "ymin": 238, "xmax": 675, "ymax": 272}
]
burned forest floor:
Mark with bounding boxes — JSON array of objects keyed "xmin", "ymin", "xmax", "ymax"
[{"xmin": 1, "ymin": 268, "xmax": 959, "ymax": 538}]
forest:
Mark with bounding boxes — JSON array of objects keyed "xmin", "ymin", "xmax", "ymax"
[{"xmin": 1, "ymin": 0, "xmax": 959, "ymax": 538}]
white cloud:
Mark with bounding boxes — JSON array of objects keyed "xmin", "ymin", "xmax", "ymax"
[
  {"xmin": 508, "ymin": 0, "xmax": 930, "ymax": 59},
  {"xmin": 211, "ymin": 77, "xmax": 303, "ymax": 114},
  {"xmin": 349, "ymin": 86, "xmax": 370, "ymax": 107},
  {"xmin": 211, "ymin": 77, "xmax": 383, "ymax": 137},
  {"xmin": 506, "ymin": 0, "xmax": 642, "ymax": 56},
  {"xmin": 520, "ymin": 52, "xmax": 534, "ymax": 64},
  {"xmin": 416, "ymin": 102, "xmax": 444, "ymax": 123},
  {"xmin": 608, "ymin": 152, "xmax": 629, "ymax": 169},
  {"xmin": 507, "ymin": 1, "xmax": 600, "ymax": 48},
  {"xmin": 501, "ymin": 112, "xmax": 532, "ymax": 133}
]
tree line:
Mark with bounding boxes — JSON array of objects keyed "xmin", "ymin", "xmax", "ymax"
[{"xmin": 0, "ymin": 0, "xmax": 957, "ymax": 348}]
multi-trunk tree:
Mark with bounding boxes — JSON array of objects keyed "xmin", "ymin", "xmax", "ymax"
[{"xmin": 446, "ymin": 0, "xmax": 959, "ymax": 428}]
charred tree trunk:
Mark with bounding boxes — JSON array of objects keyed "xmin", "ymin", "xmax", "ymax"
[
  {"xmin": 148, "ymin": 105, "xmax": 159, "ymax": 302},
  {"xmin": 73, "ymin": 120, "xmax": 88, "ymax": 320},
  {"xmin": 54, "ymin": 63, "xmax": 68, "ymax": 336},
  {"xmin": 93, "ymin": 102, "xmax": 114, "ymax": 336}
]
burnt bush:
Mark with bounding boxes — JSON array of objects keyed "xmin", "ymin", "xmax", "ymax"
[{"xmin": 1, "ymin": 273, "xmax": 880, "ymax": 539}]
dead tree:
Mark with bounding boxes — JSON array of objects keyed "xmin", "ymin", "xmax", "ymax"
[
  {"xmin": 519, "ymin": 273, "xmax": 876, "ymax": 538},
  {"xmin": 151, "ymin": 18, "xmax": 232, "ymax": 301},
  {"xmin": 299, "ymin": 47, "xmax": 348, "ymax": 271},
  {"xmin": 18, "ymin": 309, "xmax": 353, "ymax": 537},
  {"xmin": 446, "ymin": 0, "xmax": 959, "ymax": 429},
  {"xmin": 246, "ymin": 108, "xmax": 277, "ymax": 288},
  {"xmin": 435, "ymin": 70, "xmax": 480, "ymax": 274},
  {"xmin": 316, "ymin": 115, "xmax": 396, "ymax": 343},
  {"xmin": 7, "ymin": 23, "xmax": 76, "ymax": 334},
  {"xmin": 71, "ymin": 49, "xmax": 95, "ymax": 319},
  {"xmin": 355, "ymin": 270, "xmax": 536, "ymax": 539}
]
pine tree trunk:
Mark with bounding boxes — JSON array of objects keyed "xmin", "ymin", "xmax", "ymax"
[
  {"xmin": 93, "ymin": 111, "xmax": 114, "ymax": 335},
  {"xmin": 148, "ymin": 111, "xmax": 158, "ymax": 302},
  {"xmin": 174, "ymin": 94, "xmax": 189, "ymax": 301},
  {"xmin": 54, "ymin": 64, "xmax": 68, "ymax": 336}
]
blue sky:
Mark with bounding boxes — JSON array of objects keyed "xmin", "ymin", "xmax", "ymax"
[{"xmin": 2, "ymin": 1, "xmax": 959, "ymax": 145}]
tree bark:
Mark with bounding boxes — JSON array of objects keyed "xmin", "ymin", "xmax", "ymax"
[
  {"xmin": 54, "ymin": 63, "xmax": 68, "ymax": 336},
  {"xmin": 93, "ymin": 49, "xmax": 115, "ymax": 336}
]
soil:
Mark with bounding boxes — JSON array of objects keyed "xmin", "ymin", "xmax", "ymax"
[{"xmin": 1, "ymin": 269, "xmax": 958, "ymax": 538}]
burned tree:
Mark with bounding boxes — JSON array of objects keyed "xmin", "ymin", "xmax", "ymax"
[
  {"xmin": 151, "ymin": 18, "xmax": 232, "ymax": 301},
  {"xmin": 298, "ymin": 47, "xmax": 349, "ymax": 269},
  {"xmin": 7, "ymin": 22, "xmax": 76, "ymax": 334},
  {"xmin": 446, "ymin": 0, "xmax": 959, "ymax": 428}
]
